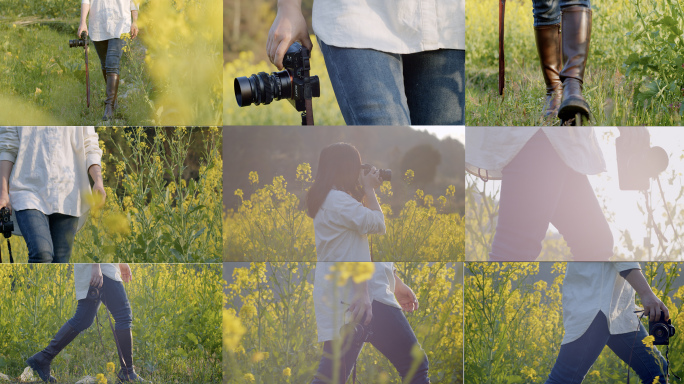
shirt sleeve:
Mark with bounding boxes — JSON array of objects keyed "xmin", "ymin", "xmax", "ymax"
[
  {"xmin": 0, "ymin": 127, "xmax": 19, "ymax": 163},
  {"xmin": 83, "ymin": 127, "xmax": 103, "ymax": 170},
  {"xmin": 331, "ymin": 192, "xmax": 386, "ymax": 235},
  {"xmin": 613, "ymin": 262, "xmax": 641, "ymax": 273},
  {"xmin": 82, "ymin": 0, "xmax": 90, "ymax": 4},
  {"xmin": 130, "ymin": 1, "xmax": 138, "ymax": 11}
]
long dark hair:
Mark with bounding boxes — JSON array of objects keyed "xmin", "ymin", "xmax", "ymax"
[{"xmin": 307, "ymin": 143, "xmax": 364, "ymax": 218}]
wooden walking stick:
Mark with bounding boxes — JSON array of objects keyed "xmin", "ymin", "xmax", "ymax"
[
  {"xmin": 498, "ymin": 0, "xmax": 506, "ymax": 96},
  {"xmin": 84, "ymin": 33, "xmax": 90, "ymax": 108}
]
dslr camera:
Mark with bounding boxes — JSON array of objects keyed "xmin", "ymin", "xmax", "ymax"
[
  {"xmin": 649, "ymin": 312, "xmax": 675, "ymax": 345},
  {"xmin": 69, "ymin": 31, "xmax": 88, "ymax": 48},
  {"xmin": 0, "ymin": 207, "xmax": 13, "ymax": 239},
  {"xmin": 234, "ymin": 42, "xmax": 320, "ymax": 112},
  {"xmin": 87, "ymin": 285, "xmax": 103, "ymax": 302},
  {"xmin": 616, "ymin": 131, "xmax": 668, "ymax": 191},
  {"xmin": 340, "ymin": 322, "xmax": 372, "ymax": 350},
  {"xmin": 361, "ymin": 164, "xmax": 392, "ymax": 182}
]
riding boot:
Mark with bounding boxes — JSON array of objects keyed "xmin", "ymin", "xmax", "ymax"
[
  {"xmin": 114, "ymin": 328, "xmax": 147, "ymax": 382},
  {"xmin": 558, "ymin": 6, "xmax": 592, "ymax": 122},
  {"xmin": 26, "ymin": 323, "xmax": 80, "ymax": 383},
  {"xmin": 534, "ymin": 23, "xmax": 563, "ymax": 118},
  {"xmin": 103, "ymin": 73, "xmax": 120, "ymax": 120}
]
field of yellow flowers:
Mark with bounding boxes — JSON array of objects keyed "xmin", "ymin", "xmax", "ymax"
[
  {"xmin": 0, "ymin": 263, "xmax": 222, "ymax": 383},
  {"xmin": 224, "ymin": 262, "xmax": 463, "ymax": 384},
  {"xmin": 465, "ymin": 262, "xmax": 683, "ymax": 383},
  {"xmin": 1, "ymin": 127, "xmax": 223, "ymax": 263},
  {"xmin": 225, "ymin": 166, "xmax": 465, "ymax": 262}
]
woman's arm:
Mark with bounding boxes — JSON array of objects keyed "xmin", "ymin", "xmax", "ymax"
[
  {"xmin": 130, "ymin": 9, "xmax": 139, "ymax": 39},
  {"xmin": 348, "ymin": 281, "xmax": 373, "ymax": 325},
  {"xmin": 394, "ymin": 270, "xmax": 418, "ymax": 312},
  {"xmin": 624, "ymin": 269, "xmax": 669, "ymax": 321},
  {"xmin": 78, "ymin": 2, "xmax": 90, "ymax": 37},
  {"xmin": 88, "ymin": 164, "xmax": 106, "ymax": 206},
  {"xmin": 90, "ymin": 264, "xmax": 103, "ymax": 288},
  {"xmin": 0, "ymin": 160, "xmax": 13, "ymax": 211},
  {"xmin": 266, "ymin": 0, "xmax": 313, "ymax": 70},
  {"xmin": 360, "ymin": 167, "xmax": 382, "ymax": 213}
]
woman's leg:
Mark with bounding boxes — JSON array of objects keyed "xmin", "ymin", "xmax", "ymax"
[
  {"xmin": 490, "ymin": 130, "xmax": 572, "ymax": 261},
  {"xmin": 607, "ymin": 323, "xmax": 668, "ymax": 384},
  {"xmin": 310, "ymin": 339, "xmax": 365, "ymax": 384},
  {"xmin": 557, "ymin": 1, "xmax": 592, "ymax": 122},
  {"xmin": 368, "ymin": 301, "xmax": 430, "ymax": 384},
  {"xmin": 545, "ymin": 312, "xmax": 611, "ymax": 384},
  {"xmin": 93, "ymin": 40, "xmax": 109, "ymax": 77},
  {"xmin": 402, "ymin": 49, "xmax": 465, "ymax": 125},
  {"xmin": 15, "ymin": 209, "xmax": 54, "ymax": 263},
  {"xmin": 101, "ymin": 276, "xmax": 145, "ymax": 382},
  {"xmin": 318, "ymin": 39, "xmax": 411, "ymax": 125},
  {"xmin": 27, "ymin": 299, "xmax": 98, "ymax": 382},
  {"xmin": 48, "ymin": 214, "xmax": 79, "ymax": 263},
  {"xmin": 532, "ymin": 0, "xmax": 563, "ymax": 118},
  {"xmin": 99, "ymin": 38, "xmax": 124, "ymax": 119}
]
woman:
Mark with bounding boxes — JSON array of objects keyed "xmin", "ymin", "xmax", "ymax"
[
  {"xmin": 0, "ymin": 127, "xmax": 105, "ymax": 263},
  {"xmin": 78, "ymin": 0, "xmax": 139, "ymax": 120},
  {"xmin": 533, "ymin": 1, "xmax": 592, "ymax": 121},
  {"xmin": 307, "ymin": 143, "xmax": 430, "ymax": 384},
  {"xmin": 465, "ymin": 127, "xmax": 649, "ymax": 261},
  {"xmin": 266, "ymin": 0, "xmax": 465, "ymax": 125},
  {"xmin": 546, "ymin": 262, "xmax": 668, "ymax": 383},
  {"xmin": 27, "ymin": 263, "xmax": 145, "ymax": 383}
]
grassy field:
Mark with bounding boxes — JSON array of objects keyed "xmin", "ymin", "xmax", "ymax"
[{"xmin": 467, "ymin": 0, "xmax": 684, "ymax": 126}]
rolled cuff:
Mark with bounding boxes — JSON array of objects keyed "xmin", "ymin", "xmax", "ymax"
[
  {"xmin": 85, "ymin": 154, "xmax": 102, "ymax": 171},
  {"xmin": 0, "ymin": 152, "xmax": 17, "ymax": 163}
]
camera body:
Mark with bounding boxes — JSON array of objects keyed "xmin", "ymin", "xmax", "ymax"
[
  {"xmin": 649, "ymin": 312, "xmax": 675, "ymax": 345},
  {"xmin": 340, "ymin": 322, "xmax": 372, "ymax": 350},
  {"xmin": 361, "ymin": 164, "xmax": 392, "ymax": 182},
  {"xmin": 87, "ymin": 285, "xmax": 103, "ymax": 302},
  {"xmin": 616, "ymin": 133, "xmax": 668, "ymax": 191},
  {"xmin": 234, "ymin": 42, "xmax": 320, "ymax": 112},
  {"xmin": 69, "ymin": 32, "xmax": 88, "ymax": 48},
  {"xmin": 0, "ymin": 207, "xmax": 13, "ymax": 239}
]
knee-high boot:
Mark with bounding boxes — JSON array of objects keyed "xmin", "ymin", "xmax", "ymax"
[
  {"xmin": 26, "ymin": 323, "xmax": 80, "ymax": 382},
  {"xmin": 534, "ymin": 23, "xmax": 563, "ymax": 117},
  {"xmin": 558, "ymin": 6, "xmax": 592, "ymax": 122}
]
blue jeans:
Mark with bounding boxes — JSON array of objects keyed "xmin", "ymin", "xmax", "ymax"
[
  {"xmin": 546, "ymin": 311, "xmax": 668, "ymax": 383},
  {"xmin": 15, "ymin": 209, "xmax": 79, "ymax": 263},
  {"xmin": 311, "ymin": 301, "xmax": 430, "ymax": 384},
  {"xmin": 490, "ymin": 130, "xmax": 613, "ymax": 261},
  {"xmin": 93, "ymin": 38, "xmax": 124, "ymax": 75},
  {"xmin": 533, "ymin": 0, "xmax": 591, "ymax": 26},
  {"xmin": 68, "ymin": 275, "xmax": 133, "ymax": 332},
  {"xmin": 319, "ymin": 39, "xmax": 465, "ymax": 125}
]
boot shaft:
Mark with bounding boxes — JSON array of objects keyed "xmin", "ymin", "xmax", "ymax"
[
  {"xmin": 534, "ymin": 23, "xmax": 563, "ymax": 94},
  {"xmin": 560, "ymin": 6, "xmax": 592, "ymax": 83}
]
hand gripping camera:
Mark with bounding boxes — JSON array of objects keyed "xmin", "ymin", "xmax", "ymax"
[
  {"xmin": 87, "ymin": 285, "xmax": 103, "ymax": 302},
  {"xmin": 361, "ymin": 164, "xmax": 392, "ymax": 182},
  {"xmin": 616, "ymin": 131, "xmax": 668, "ymax": 191},
  {"xmin": 650, "ymin": 313, "xmax": 676, "ymax": 345},
  {"xmin": 234, "ymin": 42, "xmax": 320, "ymax": 125}
]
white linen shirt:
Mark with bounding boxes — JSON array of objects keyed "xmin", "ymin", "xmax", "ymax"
[
  {"xmin": 312, "ymin": 189, "xmax": 398, "ymax": 342},
  {"xmin": 312, "ymin": 0, "xmax": 465, "ymax": 53},
  {"xmin": 82, "ymin": 0, "xmax": 139, "ymax": 42},
  {"xmin": 465, "ymin": 127, "xmax": 606, "ymax": 179},
  {"xmin": 314, "ymin": 262, "xmax": 401, "ymax": 342},
  {"xmin": 561, "ymin": 262, "xmax": 641, "ymax": 344},
  {"xmin": 0, "ymin": 127, "xmax": 102, "ymax": 220},
  {"xmin": 74, "ymin": 263, "xmax": 123, "ymax": 301}
]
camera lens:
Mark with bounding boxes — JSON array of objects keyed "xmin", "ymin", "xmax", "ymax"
[
  {"xmin": 234, "ymin": 70, "xmax": 292, "ymax": 107},
  {"xmin": 380, "ymin": 169, "xmax": 392, "ymax": 182},
  {"xmin": 654, "ymin": 326, "xmax": 666, "ymax": 338}
]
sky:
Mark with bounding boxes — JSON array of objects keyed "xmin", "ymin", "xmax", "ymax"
[{"xmin": 467, "ymin": 127, "xmax": 684, "ymax": 261}]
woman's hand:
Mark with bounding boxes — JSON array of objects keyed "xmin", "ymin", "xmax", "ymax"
[
  {"xmin": 0, "ymin": 194, "xmax": 10, "ymax": 212},
  {"xmin": 394, "ymin": 276, "xmax": 419, "ymax": 312},
  {"xmin": 266, "ymin": 1, "xmax": 312, "ymax": 70},
  {"xmin": 90, "ymin": 264, "xmax": 103, "ymax": 288},
  {"xmin": 88, "ymin": 164, "xmax": 106, "ymax": 208},
  {"xmin": 348, "ymin": 282, "xmax": 373, "ymax": 326},
  {"xmin": 130, "ymin": 22, "xmax": 139, "ymax": 39},
  {"xmin": 77, "ymin": 22, "xmax": 88, "ymax": 38},
  {"xmin": 641, "ymin": 290, "xmax": 669, "ymax": 322},
  {"xmin": 360, "ymin": 167, "xmax": 382, "ymax": 190},
  {"xmin": 119, "ymin": 263, "xmax": 132, "ymax": 283}
]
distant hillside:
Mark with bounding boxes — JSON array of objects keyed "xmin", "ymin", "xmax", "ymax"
[{"xmin": 223, "ymin": 126, "xmax": 465, "ymax": 215}]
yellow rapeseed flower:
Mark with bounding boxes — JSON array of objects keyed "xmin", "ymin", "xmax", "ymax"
[
  {"xmin": 643, "ymin": 335, "xmax": 655, "ymax": 348},
  {"xmin": 282, "ymin": 367, "xmax": 291, "ymax": 377},
  {"xmin": 96, "ymin": 373, "xmax": 108, "ymax": 384},
  {"xmin": 106, "ymin": 362, "xmax": 116, "ymax": 373},
  {"xmin": 243, "ymin": 373, "xmax": 255, "ymax": 382}
]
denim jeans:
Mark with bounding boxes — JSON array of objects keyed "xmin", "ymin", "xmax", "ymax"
[
  {"xmin": 532, "ymin": 0, "xmax": 591, "ymax": 26},
  {"xmin": 15, "ymin": 209, "xmax": 79, "ymax": 263},
  {"xmin": 93, "ymin": 38, "xmax": 124, "ymax": 75},
  {"xmin": 490, "ymin": 130, "xmax": 613, "ymax": 261},
  {"xmin": 68, "ymin": 275, "xmax": 133, "ymax": 332},
  {"xmin": 318, "ymin": 39, "xmax": 465, "ymax": 125},
  {"xmin": 546, "ymin": 311, "xmax": 668, "ymax": 383},
  {"xmin": 311, "ymin": 301, "xmax": 430, "ymax": 384}
]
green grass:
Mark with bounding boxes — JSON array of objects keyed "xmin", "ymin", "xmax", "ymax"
[{"xmin": 0, "ymin": 19, "xmax": 153, "ymax": 126}]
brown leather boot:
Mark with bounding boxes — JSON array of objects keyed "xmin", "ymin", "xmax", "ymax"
[
  {"xmin": 103, "ymin": 72, "xmax": 120, "ymax": 120},
  {"xmin": 534, "ymin": 23, "xmax": 563, "ymax": 118},
  {"xmin": 558, "ymin": 6, "xmax": 592, "ymax": 123}
]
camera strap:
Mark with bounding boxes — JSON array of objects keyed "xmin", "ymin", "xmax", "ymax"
[
  {"xmin": 301, "ymin": 98, "xmax": 314, "ymax": 126},
  {"xmin": 95, "ymin": 299, "xmax": 127, "ymax": 370},
  {"xmin": 0, "ymin": 239, "xmax": 13, "ymax": 264}
]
